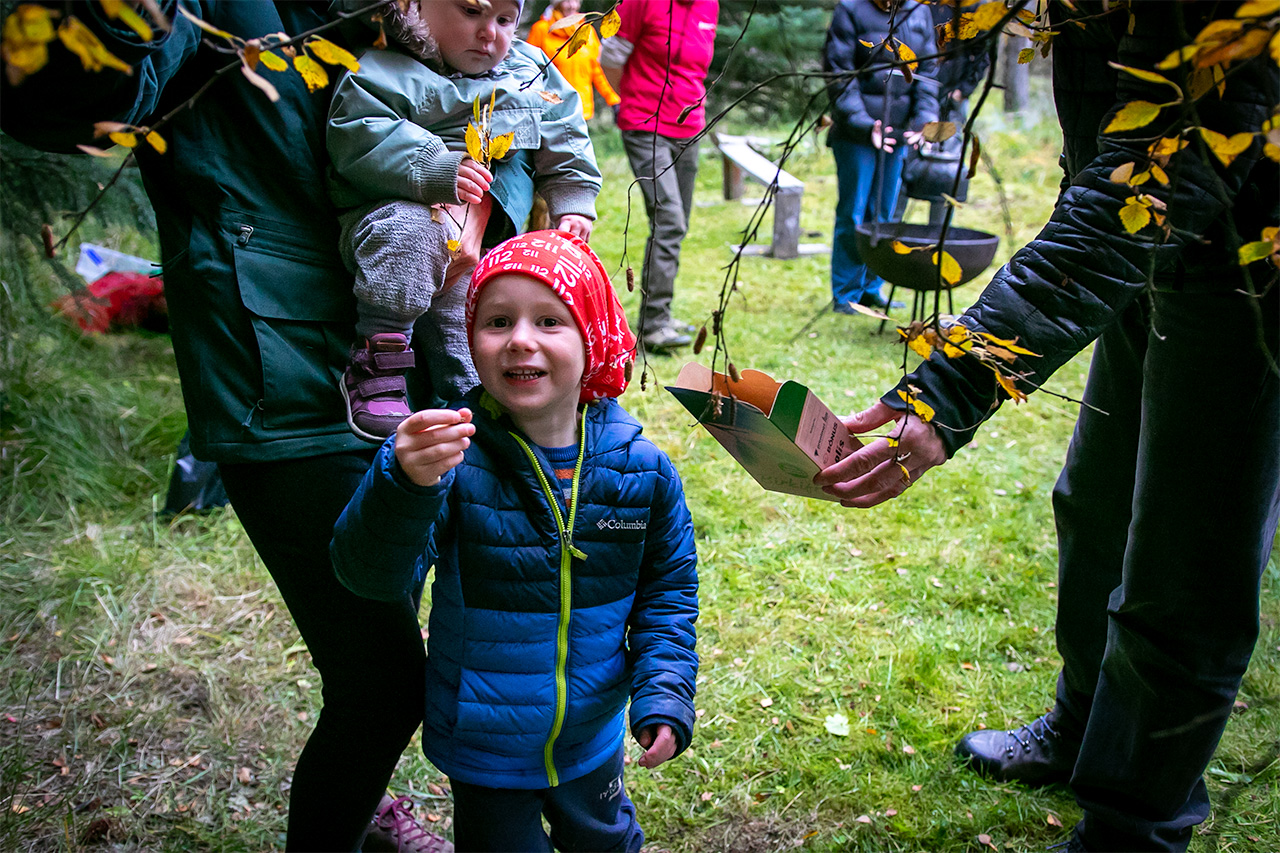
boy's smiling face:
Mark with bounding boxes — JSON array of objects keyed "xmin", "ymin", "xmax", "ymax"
[
  {"xmin": 472, "ymin": 273, "xmax": 586, "ymax": 447},
  {"xmin": 418, "ymin": 0, "xmax": 521, "ymax": 75}
]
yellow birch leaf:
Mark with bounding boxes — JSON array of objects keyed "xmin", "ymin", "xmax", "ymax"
[
  {"xmin": 898, "ymin": 463, "xmax": 911, "ymax": 484},
  {"xmin": 1198, "ymin": 127, "xmax": 1254, "ymax": 167},
  {"xmin": 472, "ymin": 94, "xmax": 481, "ymax": 124},
  {"xmin": 1195, "ymin": 26, "xmax": 1270, "ymax": 68},
  {"xmin": 487, "ymin": 131, "xmax": 514, "ymax": 162},
  {"xmin": 1108, "ymin": 161, "xmax": 1135, "ymax": 184},
  {"xmin": 907, "ymin": 335, "xmax": 933, "ymax": 359},
  {"xmin": 1103, "ymin": 101, "xmax": 1161, "ymax": 133},
  {"xmin": 976, "ymin": 332, "xmax": 1040, "ymax": 356},
  {"xmin": 945, "ymin": 324, "xmax": 969, "ymax": 344},
  {"xmin": 984, "ymin": 344, "xmax": 1019, "ymax": 363},
  {"xmin": 859, "ymin": 39, "xmax": 875, "ymax": 48},
  {"xmin": 1187, "ymin": 67, "xmax": 1215, "ymax": 100},
  {"xmin": 1265, "ymin": 142, "xmax": 1280, "ymax": 162},
  {"xmin": 933, "ymin": 251, "xmax": 962, "ymax": 286},
  {"xmin": 922, "ymin": 121, "xmax": 956, "ymax": 143},
  {"xmin": 971, "ymin": 2, "xmax": 1006, "ymax": 33},
  {"xmin": 897, "ymin": 390, "xmax": 935, "ymax": 422},
  {"xmin": 307, "ymin": 35, "xmax": 359, "ymax": 71},
  {"xmin": 1156, "ymin": 45, "xmax": 1202, "ymax": 69},
  {"xmin": 177, "ymin": 6, "xmax": 232, "ymax": 40},
  {"xmin": 1236, "ymin": 0, "xmax": 1280, "ymax": 15},
  {"xmin": 258, "ymin": 49, "xmax": 287, "ymax": 72},
  {"xmin": 1264, "ymin": 226, "xmax": 1279, "ymax": 243},
  {"xmin": 1129, "ymin": 169, "xmax": 1151, "ymax": 186},
  {"xmin": 465, "ymin": 123, "xmax": 485, "ymax": 162},
  {"xmin": 145, "ymin": 130, "xmax": 166, "ymax": 153},
  {"xmin": 108, "ymin": 130, "xmax": 138, "ymax": 147},
  {"xmin": 58, "ymin": 16, "xmax": 131, "ymax": 73},
  {"xmin": 447, "ymin": 239, "xmax": 461, "ymax": 253},
  {"xmin": 565, "ymin": 25, "xmax": 590, "ymax": 57},
  {"xmin": 942, "ymin": 342, "xmax": 967, "ymax": 358},
  {"xmin": 886, "ymin": 436, "xmax": 900, "ymax": 448},
  {"xmin": 891, "ymin": 240, "xmax": 913, "ymax": 255},
  {"xmin": 1119, "ymin": 197, "xmax": 1152, "ymax": 233},
  {"xmin": 1149, "ymin": 163, "xmax": 1169, "ymax": 185},
  {"xmin": 98, "ymin": 0, "xmax": 152, "ymax": 41},
  {"xmin": 993, "ymin": 369, "xmax": 1027, "ymax": 402},
  {"xmin": 1107, "ymin": 62, "xmax": 1183, "ymax": 99},
  {"xmin": 1018, "ymin": 47, "xmax": 1035, "ymax": 64},
  {"xmin": 895, "ymin": 39, "xmax": 918, "ymax": 71},
  {"xmin": 549, "ymin": 11, "xmax": 586, "ymax": 32},
  {"xmin": 600, "ymin": 8, "xmax": 621, "ymax": 40},
  {"xmin": 1238, "ymin": 241, "xmax": 1275, "ymax": 264},
  {"xmin": 1271, "ymin": 30, "xmax": 1280, "ymax": 65},
  {"xmin": 1213, "ymin": 63, "xmax": 1227, "ymax": 97},
  {"xmin": 1149, "ymin": 136, "xmax": 1188, "ymax": 159},
  {"xmin": 242, "ymin": 62, "xmax": 280, "ymax": 101},
  {"xmin": 293, "ymin": 53, "xmax": 328, "ymax": 91},
  {"xmin": 1194, "ymin": 19, "xmax": 1246, "ymax": 44}
]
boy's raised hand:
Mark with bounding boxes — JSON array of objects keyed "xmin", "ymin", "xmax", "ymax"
[
  {"xmin": 455, "ymin": 159, "xmax": 493, "ymax": 205},
  {"xmin": 394, "ymin": 408, "xmax": 475, "ymax": 488},
  {"xmin": 635, "ymin": 724, "xmax": 677, "ymax": 769}
]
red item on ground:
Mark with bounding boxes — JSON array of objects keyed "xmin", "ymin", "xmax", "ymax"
[{"xmin": 53, "ymin": 272, "xmax": 167, "ymax": 334}]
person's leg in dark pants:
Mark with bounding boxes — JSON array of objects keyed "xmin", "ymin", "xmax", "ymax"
[
  {"xmin": 450, "ymin": 780, "xmax": 550, "ymax": 852},
  {"xmin": 545, "ymin": 748, "xmax": 643, "ymax": 853},
  {"xmin": 450, "ymin": 748, "xmax": 642, "ymax": 853},
  {"xmin": 220, "ymin": 450, "xmax": 427, "ymax": 852},
  {"xmin": 621, "ymin": 130, "xmax": 697, "ymax": 338},
  {"xmin": 1051, "ymin": 301, "xmax": 1149, "ymax": 741},
  {"xmin": 1071, "ymin": 287, "xmax": 1280, "ymax": 851}
]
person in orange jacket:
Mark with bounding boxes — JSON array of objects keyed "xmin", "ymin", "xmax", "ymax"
[{"xmin": 527, "ymin": 0, "xmax": 621, "ymax": 121}]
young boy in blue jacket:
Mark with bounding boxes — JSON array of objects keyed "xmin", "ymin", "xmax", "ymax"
[
  {"xmin": 331, "ymin": 230, "xmax": 698, "ymax": 852},
  {"xmin": 328, "ymin": 0, "xmax": 603, "ymax": 439}
]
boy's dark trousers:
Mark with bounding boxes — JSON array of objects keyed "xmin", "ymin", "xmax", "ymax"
[{"xmin": 450, "ymin": 747, "xmax": 643, "ymax": 852}]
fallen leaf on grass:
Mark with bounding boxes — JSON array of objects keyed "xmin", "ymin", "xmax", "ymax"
[
  {"xmin": 1046, "ymin": 813, "xmax": 1063, "ymax": 827},
  {"xmin": 760, "ymin": 697, "xmax": 773, "ymax": 708},
  {"xmin": 237, "ymin": 767, "xmax": 253, "ymax": 784},
  {"xmin": 701, "ymin": 791, "xmax": 713, "ymax": 801},
  {"xmin": 824, "ymin": 713, "xmax": 850, "ymax": 736},
  {"xmin": 855, "ymin": 814, "xmax": 873, "ymax": 824},
  {"xmin": 978, "ymin": 833, "xmax": 998, "ymax": 850},
  {"xmin": 911, "ymin": 784, "xmax": 922, "ymax": 792},
  {"xmin": 885, "ymin": 808, "xmax": 898, "ymax": 816},
  {"xmin": 426, "ymin": 813, "xmax": 441, "ymax": 822}
]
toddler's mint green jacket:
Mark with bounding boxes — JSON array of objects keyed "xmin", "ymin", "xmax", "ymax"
[{"xmin": 327, "ymin": 40, "xmax": 602, "ymax": 235}]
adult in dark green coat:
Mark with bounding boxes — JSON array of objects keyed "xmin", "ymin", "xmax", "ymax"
[{"xmin": 2, "ymin": 2, "xmax": 439, "ymax": 849}]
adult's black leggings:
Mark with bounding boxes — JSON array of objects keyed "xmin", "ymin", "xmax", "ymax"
[{"xmin": 220, "ymin": 450, "xmax": 426, "ymax": 852}]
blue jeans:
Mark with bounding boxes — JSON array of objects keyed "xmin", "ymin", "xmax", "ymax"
[
  {"xmin": 450, "ymin": 747, "xmax": 643, "ymax": 852},
  {"xmin": 830, "ymin": 138, "xmax": 905, "ymax": 308}
]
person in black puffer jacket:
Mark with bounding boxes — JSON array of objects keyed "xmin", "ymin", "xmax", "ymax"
[
  {"xmin": 817, "ymin": 3, "xmax": 1279, "ymax": 851},
  {"xmin": 823, "ymin": 0, "xmax": 940, "ymax": 312}
]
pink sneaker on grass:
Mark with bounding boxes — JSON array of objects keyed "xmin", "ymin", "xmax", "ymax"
[{"xmin": 361, "ymin": 794, "xmax": 452, "ymax": 853}]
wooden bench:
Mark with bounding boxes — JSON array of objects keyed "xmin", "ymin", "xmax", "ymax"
[{"xmin": 713, "ymin": 133, "xmax": 825, "ymax": 260}]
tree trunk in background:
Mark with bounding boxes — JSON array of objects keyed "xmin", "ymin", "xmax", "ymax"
[{"xmin": 1002, "ymin": 34, "xmax": 1031, "ymax": 114}]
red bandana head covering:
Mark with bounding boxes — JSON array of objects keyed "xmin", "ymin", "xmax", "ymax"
[{"xmin": 467, "ymin": 230, "xmax": 635, "ymax": 404}]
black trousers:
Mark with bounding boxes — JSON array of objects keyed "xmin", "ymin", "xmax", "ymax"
[
  {"xmin": 220, "ymin": 450, "xmax": 426, "ymax": 852},
  {"xmin": 1050, "ymin": 287, "xmax": 1280, "ymax": 851}
]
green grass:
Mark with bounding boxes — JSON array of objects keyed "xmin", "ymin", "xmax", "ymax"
[{"xmin": 2, "ymin": 108, "xmax": 1277, "ymax": 852}]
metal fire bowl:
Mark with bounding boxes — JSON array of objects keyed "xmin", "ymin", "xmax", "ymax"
[{"xmin": 855, "ymin": 222, "xmax": 1000, "ymax": 291}]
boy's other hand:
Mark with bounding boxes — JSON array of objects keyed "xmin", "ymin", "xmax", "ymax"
[
  {"xmin": 456, "ymin": 159, "xmax": 493, "ymax": 205},
  {"xmin": 556, "ymin": 214, "xmax": 592, "ymax": 241},
  {"xmin": 394, "ymin": 408, "xmax": 475, "ymax": 487},
  {"xmin": 635, "ymin": 724, "xmax": 677, "ymax": 768}
]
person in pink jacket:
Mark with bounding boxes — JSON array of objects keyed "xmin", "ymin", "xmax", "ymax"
[
  {"xmin": 527, "ymin": 0, "xmax": 621, "ymax": 121},
  {"xmin": 601, "ymin": 0, "xmax": 719, "ymax": 352}
]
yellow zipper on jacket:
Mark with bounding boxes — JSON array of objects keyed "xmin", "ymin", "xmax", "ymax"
[{"xmin": 510, "ymin": 414, "xmax": 587, "ymax": 787}]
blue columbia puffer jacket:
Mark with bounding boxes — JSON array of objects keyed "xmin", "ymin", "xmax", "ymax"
[{"xmin": 331, "ymin": 390, "xmax": 699, "ymax": 789}]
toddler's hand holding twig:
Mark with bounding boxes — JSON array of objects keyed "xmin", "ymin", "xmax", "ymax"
[
  {"xmin": 456, "ymin": 159, "xmax": 493, "ymax": 205},
  {"xmin": 394, "ymin": 408, "xmax": 475, "ymax": 488},
  {"xmin": 635, "ymin": 724, "xmax": 677, "ymax": 769},
  {"xmin": 556, "ymin": 214, "xmax": 593, "ymax": 241}
]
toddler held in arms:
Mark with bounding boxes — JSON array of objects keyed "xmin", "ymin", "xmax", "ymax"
[
  {"xmin": 328, "ymin": 0, "xmax": 602, "ymax": 439},
  {"xmin": 331, "ymin": 231, "xmax": 699, "ymax": 852}
]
